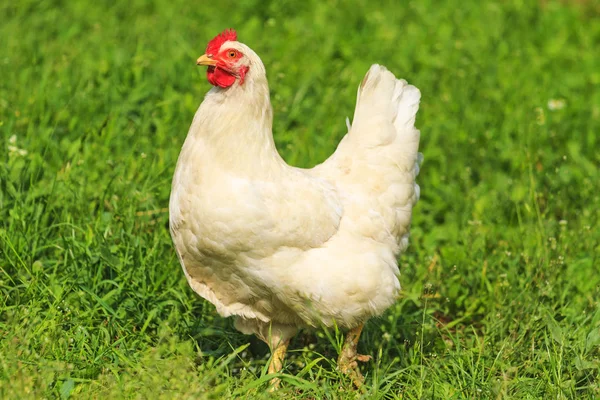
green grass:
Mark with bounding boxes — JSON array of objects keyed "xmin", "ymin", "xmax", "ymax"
[{"xmin": 1, "ymin": 0, "xmax": 600, "ymax": 398}]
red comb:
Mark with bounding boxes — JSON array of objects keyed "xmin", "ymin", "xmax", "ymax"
[{"xmin": 206, "ymin": 29, "xmax": 237, "ymax": 55}]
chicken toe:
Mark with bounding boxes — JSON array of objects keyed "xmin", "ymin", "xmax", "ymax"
[{"xmin": 337, "ymin": 323, "xmax": 370, "ymax": 388}]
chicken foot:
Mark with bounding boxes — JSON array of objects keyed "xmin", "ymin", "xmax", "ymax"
[
  {"xmin": 267, "ymin": 337, "xmax": 290, "ymax": 391},
  {"xmin": 337, "ymin": 323, "xmax": 372, "ymax": 387}
]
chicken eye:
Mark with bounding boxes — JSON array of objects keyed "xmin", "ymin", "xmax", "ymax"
[{"xmin": 228, "ymin": 51, "xmax": 237, "ymax": 58}]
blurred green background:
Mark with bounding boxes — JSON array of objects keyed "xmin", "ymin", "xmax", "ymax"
[{"xmin": 1, "ymin": 0, "xmax": 599, "ymax": 398}]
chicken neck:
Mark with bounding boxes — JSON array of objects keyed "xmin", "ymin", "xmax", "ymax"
[{"xmin": 190, "ymin": 75, "xmax": 287, "ymax": 178}]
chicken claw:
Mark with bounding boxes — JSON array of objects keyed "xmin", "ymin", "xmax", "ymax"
[{"xmin": 337, "ymin": 323, "xmax": 371, "ymax": 387}]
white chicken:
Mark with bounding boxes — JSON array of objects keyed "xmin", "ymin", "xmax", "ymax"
[{"xmin": 169, "ymin": 29, "xmax": 422, "ymax": 387}]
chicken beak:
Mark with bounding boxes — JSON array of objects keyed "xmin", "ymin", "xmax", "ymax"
[{"xmin": 197, "ymin": 54, "xmax": 217, "ymax": 66}]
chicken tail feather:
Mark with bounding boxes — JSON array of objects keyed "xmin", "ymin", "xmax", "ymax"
[{"xmin": 351, "ymin": 65, "xmax": 421, "ymax": 150}]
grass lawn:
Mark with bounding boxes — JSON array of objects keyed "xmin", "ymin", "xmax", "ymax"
[{"xmin": 1, "ymin": 0, "xmax": 600, "ymax": 398}]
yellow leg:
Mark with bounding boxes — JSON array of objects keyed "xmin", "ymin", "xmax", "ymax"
[
  {"xmin": 267, "ymin": 338, "xmax": 290, "ymax": 391},
  {"xmin": 337, "ymin": 323, "xmax": 372, "ymax": 387}
]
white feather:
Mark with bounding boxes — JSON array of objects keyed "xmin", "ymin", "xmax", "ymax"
[{"xmin": 170, "ymin": 46, "xmax": 422, "ymax": 344}]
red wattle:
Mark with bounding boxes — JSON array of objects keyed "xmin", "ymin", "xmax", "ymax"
[{"xmin": 207, "ymin": 67, "xmax": 236, "ymax": 88}]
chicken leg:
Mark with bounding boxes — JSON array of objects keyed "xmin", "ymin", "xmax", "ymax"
[
  {"xmin": 267, "ymin": 338, "xmax": 290, "ymax": 390},
  {"xmin": 337, "ymin": 323, "xmax": 372, "ymax": 387},
  {"xmin": 235, "ymin": 319, "xmax": 296, "ymax": 391}
]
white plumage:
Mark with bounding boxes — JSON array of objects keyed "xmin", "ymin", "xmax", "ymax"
[{"xmin": 169, "ymin": 32, "xmax": 422, "ymax": 384}]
